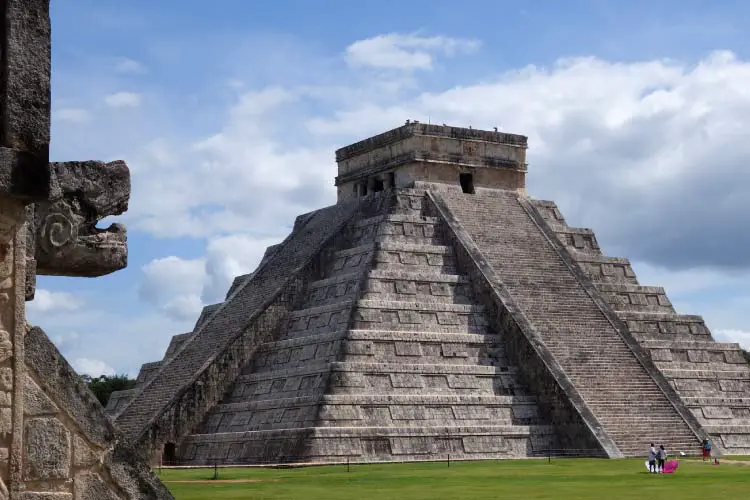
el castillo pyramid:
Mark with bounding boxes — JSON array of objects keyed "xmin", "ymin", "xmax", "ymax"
[{"xmin": 107, "ymin": 122, "xmax": 750, "ymax": 464}]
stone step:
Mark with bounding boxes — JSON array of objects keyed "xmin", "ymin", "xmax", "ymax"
[
  {"xmin": 671, "ymin": 378, "xmax": 750, "ymax": 394},
  {"xmin": 618, "ymin": 311, "xmax": 711, "ymax": 337},
  {"xmin": 201, "ymin": 393, "xmax": 548, "ymax": 434},
  {"xmin": 230, "ymin": 360, "xmax": 527, "ymax": 401},
  {"xmin": 348, "ymin": 214, "xmax": 446, "ymax": 246},
  {"xmin": 549, "ymin": 227, "xmax": 602, "ymax": 256},
  {"xmin": 596, "ymin": 283, "xmax": 675, "ymax": 314},
  {"xmin": 702, "ymin": 424, "xmax": 750, "ymax": 435},
  {"xmin": 682, "ymin": 397, "xmax": 750, "ymax": 406},
  {"xmin": 655, "ymin": 360, "xmax": 750, "ymax": 372},
  {"xmin": 356, "ymin": 214, "xmax": 440, "ymax": 227},
  {"xmin": 640, "ymin": 339, "xmax": 741, "ymax": 351},
  {"xmin": 282, "ymin": 301, "xmax": 355, "ymax": 337},
  {"xmin": 341, "ymin": 336, "xmax": 508, "ymax": 367},
  {"xmin": 373, "ymin": 242, "xmax": 458, "ymax": 274},
  {"xmin": 353, "ymin": 300, "xmax": 490, "ymax": 333},
  {"xmin": 305, "ymin": 272, "xmax": 362, "ymax": 308},
  {"xmin": 179, "ymin": 424, "xmax": 558, "ymax": 464},
  {"xmin": 661, "ymin": 368, "xmax": 750, "ymax": 380},
  {"xmin": 254, "ymin": 328, "xmax": 510, "ymax": 373},
  {"xmin": 572, "ymin": 254, "xmax": 639, "ymax": 285},
  {"xmin": 632, "ymin": 331, "xmax": 713, "ymax": 343},
  {"xmin": 184, "ymin": 423, "xmax": 555, "ymax": 442},
  {"xmin": 328, "ymin": 244, "xmax": 375, "ymax": 277},
  {"xmin": 362, "ymin": 270, "xmax": 471, "ymax": 304},
  {"xmin": 530, "ymin": 199, "xmax": 568, "ymax": 226}
]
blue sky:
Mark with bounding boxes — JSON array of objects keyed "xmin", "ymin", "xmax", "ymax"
[{"xmin": 29, "ymin": 0, "xmax": 750, "ymax": 376}]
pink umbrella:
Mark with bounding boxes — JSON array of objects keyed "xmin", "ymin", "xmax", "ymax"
[{"xmin": 662, "ymin": 460, "xmax": 679, "ymax": 474}]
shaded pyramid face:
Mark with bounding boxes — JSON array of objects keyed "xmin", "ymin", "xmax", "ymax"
[{"xmin": 178, "ymin": 189, "xmax": 557, "ymax": 464}]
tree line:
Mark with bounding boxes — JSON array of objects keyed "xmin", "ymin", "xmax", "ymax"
[{"xmin": 81, "ymin": 374, "xmax": 136, "ymax": 407}]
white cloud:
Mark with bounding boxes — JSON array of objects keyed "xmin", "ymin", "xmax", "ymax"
[
  {"xmin": 202, "ymin": 235, "xmax": 281, "ymax": 303},
  {"xmin": 139, "ymin": 256, "xmax": 207, "ymax": 308},
  {"xmin": 139, "ymin": 235, "xmax": 280, "ymax": 321},
  {"xmin": 345, "ymin": 33, "xmax": 480, "ymax": 71},
  {"xmin": 27, "ymin": 289, "xmax": 84, "ymax": 314},
  {"xmin": 128, "ymin": 85, "xmax": 331, "ymax": 239},
  {"xmin": 73, "ymin": 358, "xmax": 116, "ymax": 377},
  {"xmin": 53, "ymin": 108, "xmax": 91, "ymax": 123},
  {"xmin": 114, "ymin": 57, "xmax": 147, "ymax": 74},
  {"xmin": 104, "ymin": 91, "xmax": 142, "ymax": 108},
  {"xmin": 162, "ymin": 295, "xmax": 204, "ymax": 322}
]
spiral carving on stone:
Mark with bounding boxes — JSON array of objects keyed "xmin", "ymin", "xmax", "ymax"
[{"xmin": 39, "ymin": 213, "xmax": 77, "ymax": 254}]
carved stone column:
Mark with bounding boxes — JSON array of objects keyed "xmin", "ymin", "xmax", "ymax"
[{"xmin": 0, "ymin": 199, "xmax": 26, "ymax": 498}]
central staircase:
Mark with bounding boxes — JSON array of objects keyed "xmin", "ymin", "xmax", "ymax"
[{"xmin": 437, "ymin": 189, "xmax": 701, "ymax": 457}]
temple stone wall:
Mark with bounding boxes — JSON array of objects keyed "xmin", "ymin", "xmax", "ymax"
[{"xmin": 335, "ymin": 123, "xmax": 528, "ymax": 201}]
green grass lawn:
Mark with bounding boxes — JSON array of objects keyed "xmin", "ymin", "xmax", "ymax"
[{"xmin": 157, "ymin": 457, "xmax": 749, "ymax": 500}]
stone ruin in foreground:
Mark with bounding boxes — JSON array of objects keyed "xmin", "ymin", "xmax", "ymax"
[
  {"xmin": 0, "ymin": 1, "xmax": 171, "ymax": 498},
  {"xmin": 109, "ymin": 121, "xmax": 750, "ymax": 465}
]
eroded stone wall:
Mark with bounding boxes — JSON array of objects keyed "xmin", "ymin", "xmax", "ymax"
[
  {"xmin": 0, "ymin": 199, "xmax": 170, "ymax": 498},
  {"xmin": 0, "ymin": 199, "xmax": 25, "ymax": 498}
]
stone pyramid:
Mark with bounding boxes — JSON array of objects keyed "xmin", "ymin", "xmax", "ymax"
[{"xmin": 110, "ymin": 123, "xmax": 750, "ymax": 464}]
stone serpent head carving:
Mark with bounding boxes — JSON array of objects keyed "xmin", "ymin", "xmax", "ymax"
[{"xmin": 25, "ymin": 160, "xmax": 131, "ymax": 299}]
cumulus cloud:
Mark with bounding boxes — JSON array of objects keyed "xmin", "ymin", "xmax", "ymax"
[
  {"xmin": 128, "ymin": 86, "xmax": 333, "ymax": 239},
  {"xmin": 202, "ymin": 235, "xmax": 281, "ymax": 303},
  {"xmin": 27, "ymin": 289, "xmax": 84, "ymax": 314},
  {"xmin": 53, "ymin": 108, "xmax": 91, "ymax": 123},
  {"xmin": 139, "ymin": 256, "xmax": 207, "ymax": 320},
  {"xmin": 311, "ymin": 50, "xmax": 750, "ymax": 272},
  {"xmin": 139, "ymin": 234, "xmax": 280, "ymax": 321},
  {"xmin": 105, "ymin": 91, "xmax": 142, "ymax": 108},
  {"xmin": 346, "ymin": 33, "xmax": 480, "ymax": 71},
  {"xmin": 73, "ymin": 358, "xmax": 116, "ymax": 377}
]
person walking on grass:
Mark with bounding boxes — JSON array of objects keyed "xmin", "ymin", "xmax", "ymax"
[
  {"xmin": 702, "ymin": 439, "xmax": 712, "ymax": 461},
  {"xmin": 648, "ymin": 443, "xmax": 657, "ymax": 473},
  {"xmin": 657, "ymin": 445, "xmax": 667, "ymax": 473}
]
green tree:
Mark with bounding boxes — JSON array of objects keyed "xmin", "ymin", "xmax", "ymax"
[{"xmin": 84, "ymin": 374, "xmax": 136, "ymax": 407}]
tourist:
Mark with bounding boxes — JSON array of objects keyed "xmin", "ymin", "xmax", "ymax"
[
  {"xmin": 657, "ymin": 445, "xmax": 667, "ymax": 473},
  {"xmin": 648, "ymin": 443, "xmax": 657, "ymax": 473},
  {"xmin": 702, "ymin": 439, "xmax": 712, "ymax": 461}
]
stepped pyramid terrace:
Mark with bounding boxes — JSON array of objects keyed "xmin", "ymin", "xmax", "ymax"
[{"xmin": 107, "ymin": 122, "xmax": 750, "ymax": 465}]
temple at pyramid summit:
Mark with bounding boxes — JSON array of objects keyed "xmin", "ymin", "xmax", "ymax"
[{"xmin": 108, "ymin": 122, "xmax": 750, "ymax": 465}]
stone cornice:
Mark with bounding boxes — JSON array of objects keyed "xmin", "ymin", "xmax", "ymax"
[{"xmin": 335, "ymin": 123, "xmax": 528, "ymax": 162}]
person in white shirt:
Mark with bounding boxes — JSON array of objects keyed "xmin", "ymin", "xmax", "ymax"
[{"xmin": 648, "ymin": 443, "xmax": 657, "ymax": 473}]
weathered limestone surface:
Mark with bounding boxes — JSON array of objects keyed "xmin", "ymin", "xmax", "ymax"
[
  {"xmin": 114, "ymin": 199, "xmax": 375, "ymax": 462},
  {"xmin": 1, "ymin": 1, "xmax": 171, "ymax": 497},
  {"xmin": 173, "ymin": 189, "xmax": 556, "ymax": 464},
  {"xmin": 531, "ymin": 198, "xmax": 750, "ymax": 455}
]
